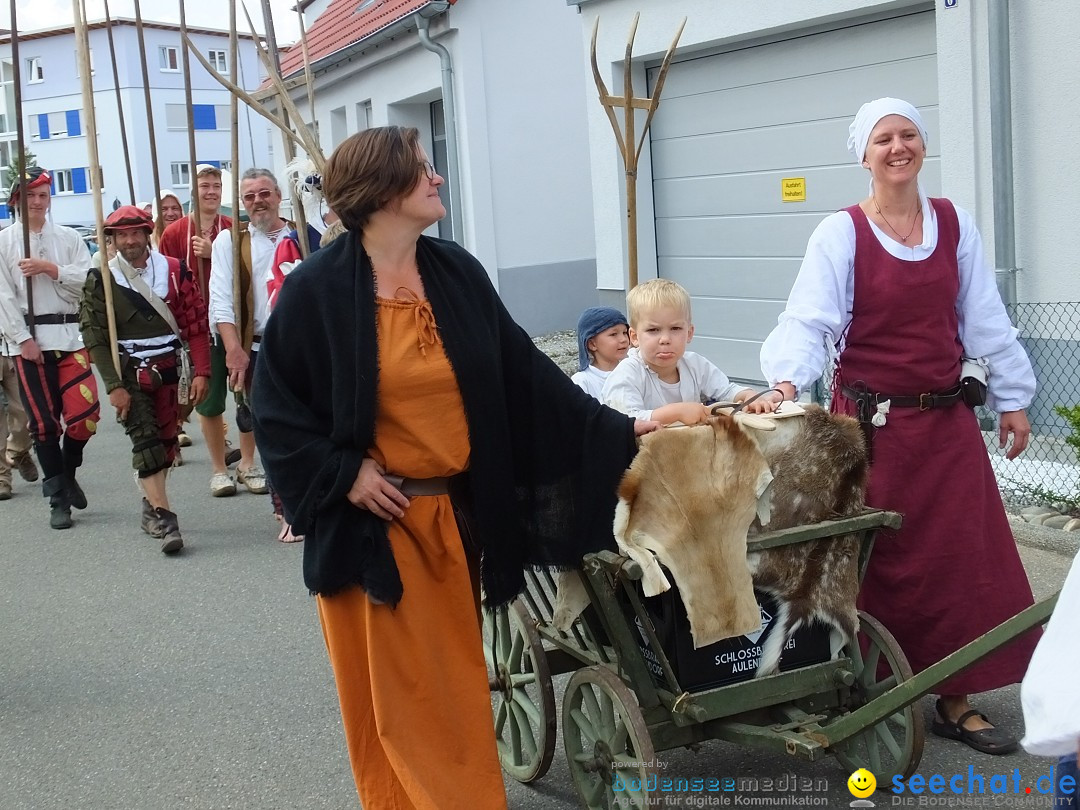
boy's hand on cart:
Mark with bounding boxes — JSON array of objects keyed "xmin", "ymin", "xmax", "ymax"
[
  {"xmin": 999, "ymin": 409, "xmax": 1031, "ymax": 460},
  {"xmin": 348, "ymin": 457, "xmax": 410, "ymax": 520}
]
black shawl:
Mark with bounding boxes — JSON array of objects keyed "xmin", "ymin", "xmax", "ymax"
[{"xmin": 252, "ymin": 233, "xmax": 637, "ymax": 607}]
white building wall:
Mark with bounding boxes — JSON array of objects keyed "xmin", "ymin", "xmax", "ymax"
[
  {"xmin": 287, "ymin": 2, "xmax": 600, "ymax": 332},
  {"xmin": 578, "ymin": 0, "xmax": 1080, "ymax": 304}
]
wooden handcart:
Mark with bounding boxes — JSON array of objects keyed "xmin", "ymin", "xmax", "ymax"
[{"xmin": 485, "ymin": 509, "xmax": 1058, "ymax": 809}]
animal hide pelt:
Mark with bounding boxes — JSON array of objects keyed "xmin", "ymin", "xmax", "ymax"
[
  {"xmin": 613, "ymin": 413, "xmax": 773, "ymax": 648},
  {"xmin": 743, "ymin": 404, "xmax": 868, "ymax": 677}
]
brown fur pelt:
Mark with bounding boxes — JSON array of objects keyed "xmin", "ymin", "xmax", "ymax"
[{"xmin": 743, "ymin": 404, "xmax": 868, "ymax": 677}]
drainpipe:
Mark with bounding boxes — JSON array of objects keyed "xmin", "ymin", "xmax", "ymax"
[
  {"xmin": 417, "ymin": 10, "xmax": 463, "ymax": 243},
  {"xmin": 988, "ymin": 0, "xmax": 1017, "ymax": 307}
]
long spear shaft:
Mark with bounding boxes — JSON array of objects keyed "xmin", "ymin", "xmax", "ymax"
[
  {"xmin": 9, "ymin": 0, "xmax": 35, "ymax": 338},
  {"xmin": 296, "ymin": 4, "xmax": 317, "ymax": 142},
  {"xmin": 230, "ymin": 0, "xmax": 241, "ymax": 335},
  {"xmin": 103, "ymin": 0, "xmax": 135, "ymax": 204},
  {"xmin": 182, "ymin": 39, "xmax": 311, "ymax": 162},
  {"xmin": 133, "ymin": 0, "xmax": 163, "ymax": 218},
  {"xmin": 177, "ymin": 0, "xmax": 204, "ymax": 294},
  {"xmin": 254, "ymin": 0, "xmax": 310, "ymax": 258},
  {"xmin": 74, "ymin": 0, "xmax": 121, "ymax": 380}
]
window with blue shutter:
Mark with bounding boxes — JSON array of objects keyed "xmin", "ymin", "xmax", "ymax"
[
  {"xmin": 191, "ymin": 104, "xmax": 216, "ymax": 131},
  {"xmin": 38, "ymin": 114, "xmax": 49, "ymax": 140},
  {"xmin": 66, "ymin": 110, "xmax": 81, "ymax": 137},
  {"xmin": 72, "ymin": 168, "xmax": 87, "ymax": 194}
]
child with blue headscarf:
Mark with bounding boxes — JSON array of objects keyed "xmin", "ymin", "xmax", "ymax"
[{"xmin": 571, "ymin": 306, "xmax": 630, "ymax": 399}]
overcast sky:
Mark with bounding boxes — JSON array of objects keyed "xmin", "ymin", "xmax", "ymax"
[{"xmin": 2, "ymin": 0, "xmax": 301, "ymax": 45}]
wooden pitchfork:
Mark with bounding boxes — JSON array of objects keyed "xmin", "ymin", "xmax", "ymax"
[{"xmin": 590, "ymin": 13, "xmax": 685, "ymax": 290}]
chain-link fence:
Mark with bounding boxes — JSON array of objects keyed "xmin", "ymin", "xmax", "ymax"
[
  {"xmin": 979, "ymin": 302, "xmax": 1080, "ymax": 508},
  {"xmin": 816, "ymin": 302, "xmax": 1080, "ymax": 509}
]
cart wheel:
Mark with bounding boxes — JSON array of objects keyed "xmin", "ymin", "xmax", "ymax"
[
  {"xmin": 563, "ymin": 665, "xmax": 656, "ymax": 810},
  {"xmin": 833, "ymin": 611, "xmax": 925, "ymax": 780},
  {"xmin": 484, "ymin": 599, "xmax": 556, "ymax": 783}
]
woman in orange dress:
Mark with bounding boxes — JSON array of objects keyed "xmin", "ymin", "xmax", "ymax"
[{"xmin": 253, "ymin": 126, "xmax": 656, "ymax": 808}]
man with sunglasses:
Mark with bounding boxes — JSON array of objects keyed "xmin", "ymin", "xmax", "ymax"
[{"xmin": 207, "ymin": 168, "xmax": 291, "ymax": 497}]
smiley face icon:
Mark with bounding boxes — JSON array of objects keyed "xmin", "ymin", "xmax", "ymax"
[{"xmin": 848, "ymin": 768, "xmax": 877, "ymax": 798}]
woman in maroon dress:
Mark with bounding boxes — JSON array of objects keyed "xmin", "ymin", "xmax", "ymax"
[{"xmin": 760, "ymin": 97, "xmax": 1039, "ymax": 754}]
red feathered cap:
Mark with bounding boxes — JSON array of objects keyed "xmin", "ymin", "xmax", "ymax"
[
  {"xmin": 7, "ymin": 167, "xmax": 52, "ymax": 208},
  {"xmin": 103, "ymin": 205, "xmax": 154, "ymax": 234}
]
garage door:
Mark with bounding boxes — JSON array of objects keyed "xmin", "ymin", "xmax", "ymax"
[{"xmin": 648, "ymin": 11, "xmax": 939, "ymax": 384}]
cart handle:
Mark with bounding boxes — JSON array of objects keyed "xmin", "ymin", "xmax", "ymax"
[{"xmin": 815, "ymin": 592, "xmax": 1059, "ymax": 749}]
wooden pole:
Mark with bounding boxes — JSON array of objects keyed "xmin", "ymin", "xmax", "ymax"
[
  {"xmin": 182, "ymin": 37, "xmax": 310, "ymax": 163},
  {"xmin": 589, "ymin": 14, "xmax": 685, "ymax": 291},
  {"xmin": 230, "ymin": 0, "xmax": 242, "ymax": 338},
  {"xmin": 622, "ymin": 15, "xmax": 639, "ymax": 290},
  {"xmin": 133, "ymin": 0, "xmax": 163, "ymax": 217},
  {"xmin": 8, "ymin": 0, "xmax": 35, "ymax": 338},
  {"xmin": 74, "ymin": 0, "xmax": 122, "ymax": 380},
  {"xmin": 296, "ymin": 3, "xmax": 317, "ymax": 146},
  {"xmin": 103, "ymin": 0, "xmax": 136, "ymax": 204},
  {"xmin": 240, "ymin": 2, "xmax": 324, "ymax": 167},
  {"xmin": 257, "ymin": 0, "xmax": 313, "ymax": 257},
  {"xmin": 177, "ymin": 0, "xmax": 205, "ymax": 294}
]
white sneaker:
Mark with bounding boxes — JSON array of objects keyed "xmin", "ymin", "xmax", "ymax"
[
  {"xmin": 210, "ymin": 472, "xmax": 236, "ymax": 497},
  {"xmin": 236, "ymin": 465, "xmax": 268, "ymax": 495}
]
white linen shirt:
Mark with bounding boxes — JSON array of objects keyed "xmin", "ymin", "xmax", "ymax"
[
  {"xmin": 107, "ymin": 251, "xmax": 177, "ymax": 362},
  {"xmin": 0, "ymin": 221, "xmax": 91, "ymax": 355},
  {"xmin": 602, "ymin": 347, "xmax": 743, "ymax": 421},
  {"xmin": 571, "ymin": 365, "xmax": 611, "ymax": 400},
  {"xmin": 208, "ymin": 225, "xmax": 287, "ymax": 342},
  {"xmin": 759, "ymin": 193, "xmax": 1036, "ymax": 413}
]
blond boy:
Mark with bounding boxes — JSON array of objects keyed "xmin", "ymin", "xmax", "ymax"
[{"xmin": 601, "ymin": 279, "xmax": 779, "ymax": 424}]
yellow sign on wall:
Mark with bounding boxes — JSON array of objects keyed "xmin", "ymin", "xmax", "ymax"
[{"xmin": 782, "ymin": 177, "xmax": 806, "ymax": 202}]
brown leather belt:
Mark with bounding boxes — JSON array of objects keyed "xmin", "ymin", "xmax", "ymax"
[
  {"xmin": 841, "ymin": 384, "xmax": 963, "ymax": 411},
  {"xmin": 383, "ymin": 474, "xmax": 452, "ymax": 497}
]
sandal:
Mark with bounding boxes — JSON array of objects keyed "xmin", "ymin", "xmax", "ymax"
[
  {"xmin": 277, "ymin": 521, "xmax": 304, "ymax": 544},
  {"xmin": 931, "ymin": 699, "xmax": 1018, "ymax": 755}
]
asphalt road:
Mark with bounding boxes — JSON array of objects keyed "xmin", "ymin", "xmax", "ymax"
[{"xmin": 1, "ymin": 392, "xmax": 1075, "ymax": 810}]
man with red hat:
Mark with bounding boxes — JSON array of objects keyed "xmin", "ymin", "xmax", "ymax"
[
  {"xmin": 0, "ymin": 167, "xmax": 99, "ymax": 529},
  {"xmin": 79, "ymin": 205, "xmax": 211, "ymax": 553}
]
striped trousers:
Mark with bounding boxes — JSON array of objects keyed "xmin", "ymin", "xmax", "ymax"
[{"xmin": 15, "ymin": 349, "xmax": 100, "ymax": 447}]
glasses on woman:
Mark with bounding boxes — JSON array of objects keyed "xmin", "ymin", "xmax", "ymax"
[{"xmin": 419, "ymin": 161, "xmax": 437, "ymax": 180}]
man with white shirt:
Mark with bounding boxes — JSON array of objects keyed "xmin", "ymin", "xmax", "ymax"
[
  {"xmin": 79, "ymin": 206, "xmax": 211, "ymax": 553},
  {"xmin": 208, "ymin": 168, "xmax": 290, "ymax": 496},
  {"xmin": 0, "ymin": 168, "xmax": 99, "ymax": 529}
]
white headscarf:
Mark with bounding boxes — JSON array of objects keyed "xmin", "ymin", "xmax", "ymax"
[{"xmin": 846, "ymin": 97, "xmax": 929, "ymax": 163}]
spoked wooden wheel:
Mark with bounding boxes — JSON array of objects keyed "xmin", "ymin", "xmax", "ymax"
[
  {"xmin": 563, "ymin": 665, "xmax": 656, "ymax": 810},
  {"xmin": 833, "ymin": 611, "xmax": 925, "ymax": 779},
  {"xmin": 484, "ymin": 599, "xmax": 556, "ymax": 782}
]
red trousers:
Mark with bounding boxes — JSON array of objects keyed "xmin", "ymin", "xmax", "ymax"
[{"xmin": 15, "ymin": 350, "xmax": 100, "ymax": 445}]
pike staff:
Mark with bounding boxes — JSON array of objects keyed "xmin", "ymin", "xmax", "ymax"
[
  {"xmin": 252, "ymin": 0, "xmax": 310, "ymax": 258},
  {"xmin": 296, "ymin": 3, "xmax": 317, "ymax": 145},
  {"xmin": 177, "ymin": 0, "xmax": 205, "ymax": 295},
  {"xmin": 103, "ymin": 0, "xmax": 136, "ymax": 204},
  {"xmin": 229, "ymin": 0, "xmax": 242, "ymax": 354},
  {"xmin": 73, "ymin": 0, "xmax": 121, "ymax": 380},
  {"xmin": 9, "ymin": 0, "xmax": 35, "ymax": 337},
  {"xmin": 133, "ymin": 0, "xmax": 164, "ymax": 226}
]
